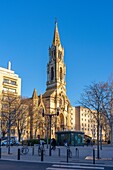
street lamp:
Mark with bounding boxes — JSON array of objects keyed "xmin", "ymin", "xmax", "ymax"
[
  {"xmin": 42, "ymin": 108, "xmax": 59, "ymax": 156},
  {"xmin": 0, "ymin": 115, "xmax": 2, "ymax": 146},
  {"xmin": 0, "ymin": 113, "xmax": 2, "ymax": 158}
]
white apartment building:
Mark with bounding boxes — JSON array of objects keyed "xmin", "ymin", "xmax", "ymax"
[
  {"xmin": 0, "ymin": 61, "xmax": 21, "ymax": 138},
  {"xmin": 0, "ymin": 61, "xmax": 21, "ymax": 96}
]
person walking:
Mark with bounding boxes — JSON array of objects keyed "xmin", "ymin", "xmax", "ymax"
[{"xmin": 51, "ymin": 138, "xmax": 56, "ymax": 150}]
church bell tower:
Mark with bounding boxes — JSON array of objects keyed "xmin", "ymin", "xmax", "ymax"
[
  {"xmin": 46, "ymin": 22, "xmax": 66, "ymax": 93},
  {"xmin": 43, "ymin": 21, "xmax": 72, "ymax": 133}
]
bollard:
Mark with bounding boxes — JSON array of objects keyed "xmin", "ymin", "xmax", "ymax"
[
  {"xmin": 32, "ymin": 146, "xmax": 34, "ymax": 155},
  {"xmin": 0, "ymin": 139, "xmax": 1, "ymax": 159},
  {"xmin": 0, "ymin": 147, "xmax": 1, "ymax": 159},
  {"xmin": 67, "ymin": 149, "xmax": 69, "ymax": 163},
  {"xmin": 17, "ymin": 148, "xmax": 20, "ymax": 160},
  {"xmin": 41, "ymin": 149, "xmax": 43, "ymax": 161},
  {"xmin": 58, "ymin": 148, "xmax": 60, "ymax": 157},
  {"xmin": 75, "ymin": 148, "xmax": 79, "ymax": 158},
  {"xmin": 77, "ymin": 148, "xmax": 79, "ymax": 159},
  {"xmin": 75, "ymin": 148, "xmax": 78, "ymax": 158},
  {"xmin": 93, "ymin": 148, "xmax": 95, "ymax": 164}
]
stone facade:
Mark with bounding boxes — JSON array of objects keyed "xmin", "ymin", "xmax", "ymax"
[{"xmin": 26, "ymin": 22, "xmax": 73, "ymax": 139}]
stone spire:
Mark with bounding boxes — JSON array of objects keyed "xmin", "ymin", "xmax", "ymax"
[
  {"xmin": 52, "ymin": 21, "xmax": 61, "ymax": 46},
  {"xmin": 32, "ymin": 88, "xmax": 38, "ymax": 99}
]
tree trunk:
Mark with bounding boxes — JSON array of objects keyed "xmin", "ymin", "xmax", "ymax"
[
  {"xmin": 19, "ymin": 132, "xmax": 21, "ymax": 142},
  {"xmin": 97, "ymin": 119, "xmax": 100, "ymax": 159},
  {"xmin": 100, "ymin": 125, "xmax": 102, "ymax": 150},
  {"xmin": 8, "ymin": 120, "xmax": 11, "ymax": 154}
]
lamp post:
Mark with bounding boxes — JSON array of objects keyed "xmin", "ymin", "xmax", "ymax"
[
  {"xmin": 0, "ymin": 113, "xmax": 2, "ymax": 159},
  {"xmin": 42, "ymin": 108, "xmax": 59, "ymax": 156},
  {"xmin": 0, "ymin": 115, "xmax": 1, "ymax": 146}
]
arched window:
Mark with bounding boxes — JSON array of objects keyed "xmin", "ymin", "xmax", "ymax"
[
  {"xmin": 51, "ymin": 67, "xmax": 54, "ymax": 81},
  {"xmin": 60, "ymin": 67, "xmax": 62, "ymax": 81}
]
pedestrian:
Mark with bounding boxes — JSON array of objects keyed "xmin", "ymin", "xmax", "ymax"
[
  {"xmin": 64, "ymin": 139, "xmax": 68, "ymax": 147},
  {"xmin": 51, "ymin": 138, "xmax": 56, "ymax": 150}
]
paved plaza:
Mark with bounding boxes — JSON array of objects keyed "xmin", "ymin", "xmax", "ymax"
[{"xmin": 0, "ymin": 144, "xmax": 113, "ymax": 165}]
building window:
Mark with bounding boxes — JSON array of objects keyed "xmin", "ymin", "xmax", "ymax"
[
  {"xmin": 3, "ymin": 78, "xmax": 9, "ymax": 83},
  {"xmin": 51, "ymin": 67, "xmax": 54, "ymax": 81},
  {"xmin": 11, "ymin": 80, "xmax": 16, "ymax": 85},
  {"xmin": 9, "ymin": 88, "xmax": 16, "ymax": 93},
  {"xmin": 60, "ymin": 67, "xmax": 63, "ymax": 81},
  {"xmin": 3, "ymin": 87, "xmax": 8, "ymax": 92},
  {"xmin": 11, "ymin": 129, "xmax": 15, "ymax": 135}
]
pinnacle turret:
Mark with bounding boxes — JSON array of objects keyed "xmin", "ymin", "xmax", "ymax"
[{"xmin": 32, "ymin": 88, "xmax": 38, "ymax": 99}]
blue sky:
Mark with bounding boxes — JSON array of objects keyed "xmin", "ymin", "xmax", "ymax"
[{"xmin": 0, "ymin": 0, "xmax": 113, "ymax": 106}]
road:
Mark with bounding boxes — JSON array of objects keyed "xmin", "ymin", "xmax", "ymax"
[
  {"xmin": 0, "ymin": 160, "xmax": 51, "ymax": 170},
  {"xmin": 0, "ymin": 160, "xmax": 113, "ymax": 170}
]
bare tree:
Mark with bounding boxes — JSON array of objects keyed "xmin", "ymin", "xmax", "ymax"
[
  {"xmin": 1, "ymin": 94, "xmax": 28, "ymax": 154},
  {"xmin": 79, "ymin": 81, "xmax": 112, "ymax": 159}
]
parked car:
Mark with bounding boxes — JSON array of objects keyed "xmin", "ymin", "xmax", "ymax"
[
  {"xmin": 1, "ymin": 140, "xmax": 20, "ymax": 146},
  {"xmin": 1, "ymin": 140, "xmax": 13, "ymax": 146}
]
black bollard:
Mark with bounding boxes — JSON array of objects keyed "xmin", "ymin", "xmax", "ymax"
[
  {"xmin": 75, "ymin": 148, "xmax": 78, "ymax": 158},
  {"xmin": 67, "ymin": 149, "xmax": 69, "ymax": 163},
  {"xmin": 93, "ymin": 148, "xmax": 95, "ymax": 164},
  {"xmin": 58, "ymin": 148, "xmax": 60, "ymax": 157},
  {"xmin": 17, "ymin": 148, "xmax": 20, "ymax": 160},
  {"xmin": 41, "ymin": 149, "xmax": 43, "ymax": 161},
  {"xmin": 0, "ymin": 147, "xmax": 1, "ymax": 159},
  {"xmin": 77, "ymin": 148, "xmax": 79, "ymax": 159},
  {"xmin": 32, "ymin": 146, "xmax": 34, "ymax": 155},
  {"xmin": 0, "ymin": 138, "xmax": 1, "ymax": 159}
]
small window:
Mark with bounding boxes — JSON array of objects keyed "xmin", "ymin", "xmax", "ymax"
[
  {"xmin": 9, "ymin": 88, "xmax": 16, "ymax": 93},
  {"xmin": 3, "ymin": 79, "xmax": 9, "ymax": 83},
  {"xmin": 11, "ymin": 80, "xmax": 16, "ymax": 85},
  {"xmin": 60, "ymin": 67, "xmax": 63, "ymax": 81},
  {"xmin": 51, "ymin": 67, "xmax": 54, "ymax": 81}
]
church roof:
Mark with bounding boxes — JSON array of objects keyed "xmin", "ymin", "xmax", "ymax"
[
  {"xmin": 43, "ymin": 89, "xmax": 55, "ymax": 98},
  {"xmin": 52, "ymin": 22, "xmax": 61, "ymax": 46}
]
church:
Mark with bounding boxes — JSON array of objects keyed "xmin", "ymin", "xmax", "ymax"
[
  {"xmin": 27, "ymin": 22, "xmax": 109, "ymax": 142},
  {"xmin": 27, "ymin": 22, "xmax": 74, "ymax": 140}
]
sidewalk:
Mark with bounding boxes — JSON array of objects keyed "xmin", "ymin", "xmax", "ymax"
[{"xmin": 0, "ymin": 145, "xmax": 113, "ymax": 165}]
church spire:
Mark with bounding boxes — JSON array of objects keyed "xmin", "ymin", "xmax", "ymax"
[
  {"xmin": 52, "ymin": 21, "xmax": 61, "ymax": 46},
  {"xmin": 32, "ymin": 88, "xmax": 38, "ymax": 99}
]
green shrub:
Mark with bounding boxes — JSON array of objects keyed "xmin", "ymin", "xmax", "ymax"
[{"xmin": 22, "ymin": 138, "xmax": 46, "ymax": 146}]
